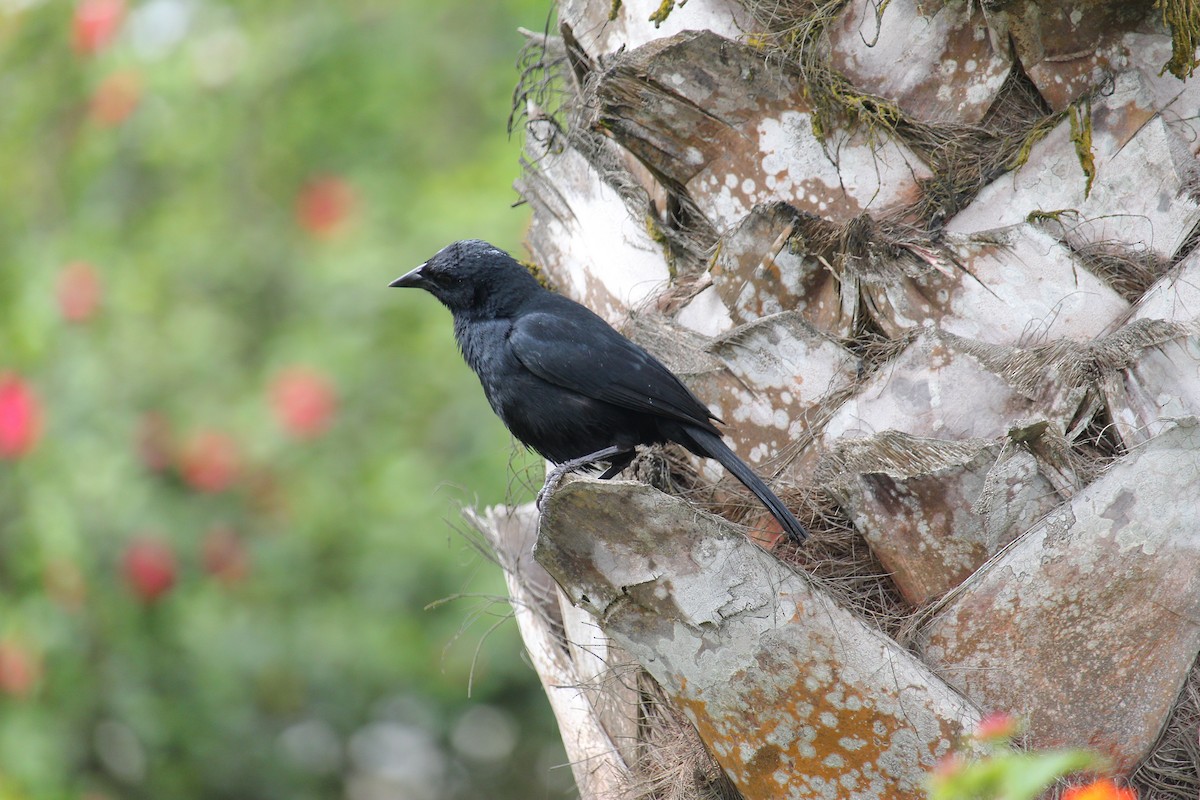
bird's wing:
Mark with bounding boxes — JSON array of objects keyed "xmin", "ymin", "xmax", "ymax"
[{"xmin": 508, "ymin": 307, "xmax": 719, "ymax": 427}]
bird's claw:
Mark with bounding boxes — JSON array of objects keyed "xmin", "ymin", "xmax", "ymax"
[{"xmin": 536, "ymin": 463, "xmax": 569, "ymax": 510}]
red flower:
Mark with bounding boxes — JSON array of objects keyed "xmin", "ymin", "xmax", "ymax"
[
  {"xmin": 0, "ymin": 640, "xmax": 40, "ymax": 698},
  {"xmin": 0, "ymin": 374, "xmax": 41, "ymax": 459},
  {"xmin": 296, "ymin": 175, "xmax": 356, "ymax": 238},
  {"xmin": 89, "ymin": 70, "xmax": 141, "ymax": 127},
  {"xmin": 1061, "ymin": 779, "xmax": 1137, "ymax": 800},
  {"xmin": 73, "ymin": 0, "xmax": 125, "ymax": 55},
  {"xmin": 200, "ymin": 525, "xmax": 250, "ymax": 584},
  {"xmin": 974, "ymin": 711, "xmax": 1020, "ymax": 743},
  {"xmin": 270, "ymin": 367, "xmax": 337, "ymax": 439},
  {"xmin": 56, "ymin": 261, "xmax": 102, "ymax": 322},
  {"xmin": 122, "ymin": 536, "xmax": 177, "ymax": 603},
  {"xmin": 177, "ymin": 429, "xmax": 241, "ymax": 492}
]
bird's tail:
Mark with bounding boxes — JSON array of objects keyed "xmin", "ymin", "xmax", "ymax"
[{"xmin": 683, "ymin": 425, "xmax": 808, "ymax": 541}]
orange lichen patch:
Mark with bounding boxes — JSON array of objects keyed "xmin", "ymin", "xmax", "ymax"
[
  {"xmin": 673, "ymin": 633, "xmax": 969, "ymax": 799},
  {"xmin": 536, "ymin": 481, "xmax": 980, "ymax": 800}
]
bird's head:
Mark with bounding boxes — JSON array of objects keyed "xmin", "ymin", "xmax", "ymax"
[{"xmin": 389, "ymin": 239, "xmax": 541, "ymax": 315}]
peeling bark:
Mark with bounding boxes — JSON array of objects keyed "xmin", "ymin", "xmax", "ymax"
[
  {"xmin": 920, "ymin": 418, "xmax": 1200, "ymax": 772},
  {"xmin": 589, "ymin": 30, "xmax": 932, "ymax": 232},
  {"xmin": 820, "ymin": 328, "xmax": 1048, "ymax": 444},
  {"xmin": 947, "ymin": 71, "xmax": 1200, "ymax": 260},
  {"xmin": 559, "ymin": 0, "xmax": 749, "ymax": 62},
  {"xmin": 537, "ymin": 479, "xmax": 981, "ymax": 800},
  {"xmin": 465, "ymin": 504, "xmax": 631, "ymax": 798},
  {"xmin": 503, "ymin": 0, "xmax": 1200, "ymax": 795},
  {"xmin": 518, "ymin": 119, "xmax": 670, "ymax": 323},
  {"xmin": 877, "ymin": 223, "xmax": 1129, "ymax": 345},
  {"xmin": 982, "ymin": 0, "xmax": 1164, "ymax": 110},
  {"xmin": 708, "ymin": 204, "xmax": 854, "ymax": 337},
  {"xmin": 1106, "ymin": 263, "xmax": 1200, "ymax": 443},
  {"xmin": 823, "ymin": 431, "xmax": 1062, "ymax": 604},
  {"xmin": 697, "ymin": 311, "xmax": 858, "ymax": 468},
  {"xmin": 828, "ymin": 0, "xmax": 1011, "ymax": 124}
]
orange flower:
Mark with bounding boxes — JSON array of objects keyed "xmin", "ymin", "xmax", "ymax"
[
  {"xmin": 1061, "ymin": 778, "xmax": 1137, "ymax": 800},
  {"xmin": 89, "ymin": 70, "xmax": 142, "ymax": 127}
]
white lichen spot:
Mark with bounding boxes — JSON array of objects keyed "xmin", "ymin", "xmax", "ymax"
[
  {"xmin": 839, "ymin": 735, "xmax": 867, "ymax": 751},
  {"xmin": 965, "ymin": 81, "xmax": 993, "ymax": 106},
  {"xmin": 725, "ymin": 173, "xmax": 738, "ymax": 189},
  {"xmin": 742, "ymin": 178, "xmax": 756, "ymax": 194}
]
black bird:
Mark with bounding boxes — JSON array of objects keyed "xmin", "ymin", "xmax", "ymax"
[{"xmin": 390, "ymin": 239, "xmax": 807, "ymax": 541}]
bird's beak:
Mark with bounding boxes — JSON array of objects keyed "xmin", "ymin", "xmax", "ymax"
[{"xmin": 388, "ymin": 262, "xmax": 427, "ymax": 288}]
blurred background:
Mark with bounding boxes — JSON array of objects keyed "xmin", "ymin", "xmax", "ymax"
[{"xmin": 0, "ymin": 1, "xmax": 565, "ymax": 798}]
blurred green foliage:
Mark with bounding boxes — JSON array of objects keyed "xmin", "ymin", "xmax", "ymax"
[
  {"xmin": 0, "ymin": 1, "xmax": 562, "ymax": 798},
  {"xmin": 927, "ymin": 715, "xmax": 1110, "ymax": 800}
]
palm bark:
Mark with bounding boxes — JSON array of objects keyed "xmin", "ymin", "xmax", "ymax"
[{"xmin": 479, "ymin": 1, "xmax": 1200, "ymax": 798}]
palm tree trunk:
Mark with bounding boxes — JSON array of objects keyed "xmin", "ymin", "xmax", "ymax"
[{"xmin": 479, "ymin": 2, "xmax": 1200, "ymax": 797}]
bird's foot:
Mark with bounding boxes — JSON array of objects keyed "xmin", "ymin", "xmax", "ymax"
[
  {"xmin": 535, "ymin": 445, "xmax": 629, "ymax": 511},
  {"xmin": 536, "ymin": 463, "xmax": 571, "ymax": 510}
]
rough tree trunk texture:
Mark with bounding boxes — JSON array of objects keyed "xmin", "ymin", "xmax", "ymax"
[{"xmin": 476, "ymin": 1, "xmax": 1200, "ymax": 798}]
